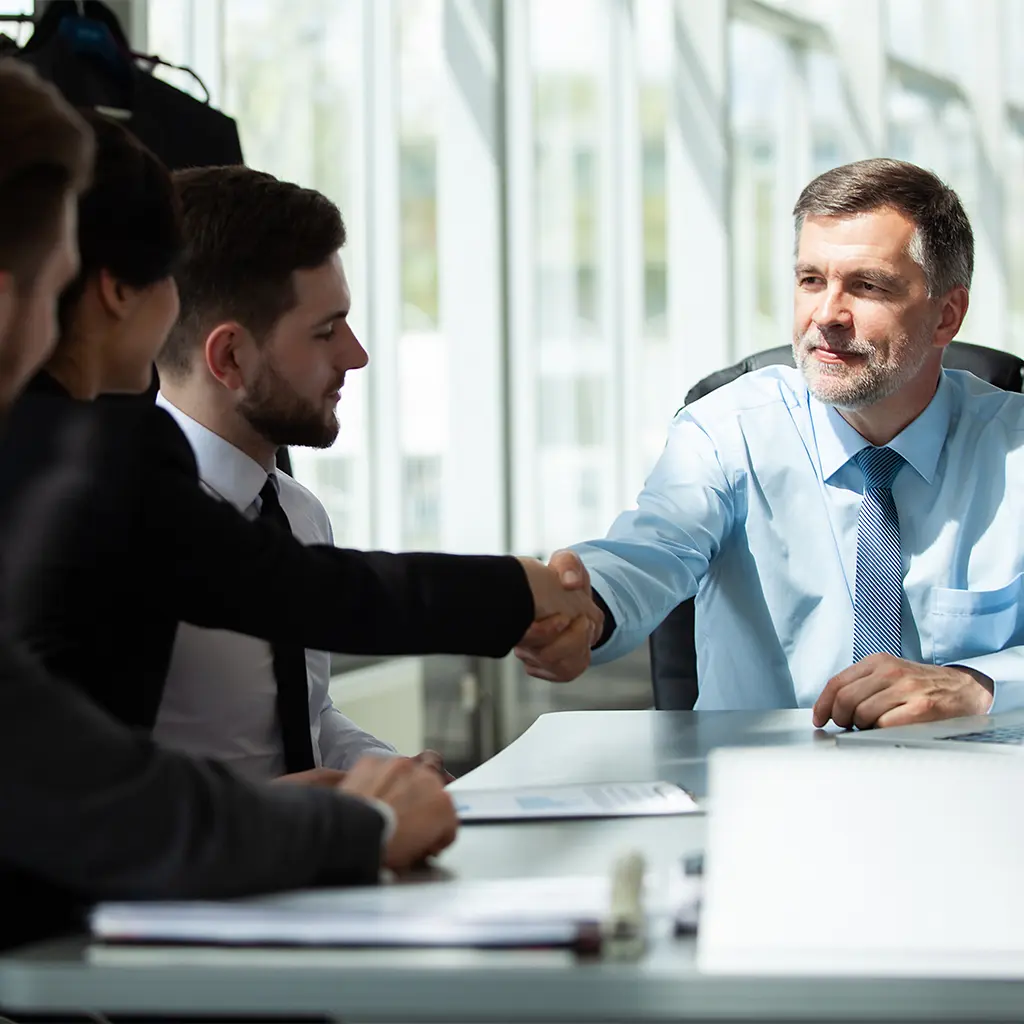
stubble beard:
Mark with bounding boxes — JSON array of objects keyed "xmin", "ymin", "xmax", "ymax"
[
  {"xmin": 793, "ymin": 327, "xmax": 932, "ymax": 411},
  {"xmin": 237, "ymin": 357, "xmax": 340, "ymax": 449}
]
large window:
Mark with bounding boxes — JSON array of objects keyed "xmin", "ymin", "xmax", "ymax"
[
  {"xmin": 141, "ymin": 0, "xmax": 1024, "ymax": 756},
  {"xmin": 730, "ymin": 20, "xmax": 790, "ymax": 357},
  {"xmin": 397, "ymin": 0, "xmax": 444, "ymax": 550},
  {"xmin": 635, "ymin": 0, "xmax": 674, "ymax": 478},
  {"xmin": 525, "ymin": 0, "xmax": 615, "ymax": 554},
  {"xmin": 884, "ymin": 0, "xmax": 930, "ymax": 68},
  {"xmin": 1007, "ymin": 125, "xmax": 1024, "ymax": 349},
  {"xmin": 0, "ymin": 0, "xmax": 33, "ymax": 46},
  {"xmin": 1006, "ymin": 0, "xmax": 1024, "ymax": 105},
  {"xmin": 808, "ymin": 52, "xmax": 854, "ymax": 176}
]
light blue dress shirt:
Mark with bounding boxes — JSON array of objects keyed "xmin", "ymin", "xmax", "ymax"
[{"xmin": 576, "ymin": 365, "xmax": 1024, "ymax": 712}]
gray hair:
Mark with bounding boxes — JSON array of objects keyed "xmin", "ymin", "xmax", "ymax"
[{"xmin": 793, "ymin": 158, "xmax": 973, "ymax": 297}]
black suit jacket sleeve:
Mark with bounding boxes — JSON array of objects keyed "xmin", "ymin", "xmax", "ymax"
[
  {"xmin": 0, "ymin": 639, "xmax": 384, "ymax": 949},
  {"xmin": 10, "ymin": 404, "xmax": 535, "ymax": 660}
]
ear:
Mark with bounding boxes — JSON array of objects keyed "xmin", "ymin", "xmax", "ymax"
[
  {"xmin": 204, "ymin": 322, "xmax": 253, "ymax": 391},
  {"xmin": 933, "ymin": 285, "xmax": 969, "ymax": 350},
  {"xmin": 0, "ymin": 272, "xmax": 14, "ymax": 345},
  {"xmin": 96, "ymin": 268, "xmax": 134, "ymax": 321}
]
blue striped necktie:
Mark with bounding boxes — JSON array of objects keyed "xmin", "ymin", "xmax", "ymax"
[{"xmin": 852, "ymin": 446, "xmax": 905, "ymax": 663}]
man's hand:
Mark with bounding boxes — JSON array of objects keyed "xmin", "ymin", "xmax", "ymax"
[
  {"xmin": 412, "ymin": 748, "xmax": 456, "ymax": 784},
  {"xmin": 340, "ymin": 756, "xmax": 458, "ymax": 871},
  {"xmin": 514, "ymin": 550, "xmax": 601, "ymax": 682},
  {"xmin": 812, "ymin": 654, "xmax": 995, "ymax": 729},
  {"xmin": 516, "ymin": 552, "xmax": 603, "ymax": 639},
  {"xmin": 273, "ymin": 767, "xmax": 348, "ymax": 787}
]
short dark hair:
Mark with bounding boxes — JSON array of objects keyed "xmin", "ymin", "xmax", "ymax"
[
  {"xmin": 158, "ymin": 166, "xmax": 347, "ymax": 378},
  {"xmin": 792, "ymin": 158, "xmax": 974, "ymax": 296},
  {"xmin": 58, "ymin": 110, "xmax": 182, "ymax": 331},
  {"xmin": 0, "ymin": 60, "xmax": 93, "ymax": 287}
]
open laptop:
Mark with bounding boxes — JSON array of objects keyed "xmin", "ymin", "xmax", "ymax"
[{"xmin": 835, "ymin": 709, "xmax": 1024, "ymax": 753}]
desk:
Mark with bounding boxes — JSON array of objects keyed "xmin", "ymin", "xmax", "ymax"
[{"xmin": 2, "ymin": 710, "xmax": 1023, "ymax": 1022}]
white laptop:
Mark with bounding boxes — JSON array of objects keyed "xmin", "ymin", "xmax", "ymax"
[
  {"xmin": 834, "ymin": 708, "xmax": 1024, "ymax": 753},
  {"xmin": 698, "ymin": 745, "xmax": 1024, "ymax": 976}
]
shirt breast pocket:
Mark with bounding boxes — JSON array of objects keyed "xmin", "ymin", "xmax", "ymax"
[{"xmin": 929, "ymin": 573, "xmax": 1024, "ymax": 665}]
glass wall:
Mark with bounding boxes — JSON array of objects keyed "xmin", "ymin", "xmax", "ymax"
[
  {"xmin": 1007, "ymin": 125, "xmax": 1024, "ymax": 344},
  {"xmin": 397, "ymin": 0, "xmax": 445, "ymax": 551},
  {"xmin": 144, "ymin": 0, "xmax": 1024, "ymax": 757},
  {"xmin": 0, "ymin": 0, "xmax": 34, "ymax": 46},
  {"xmin": 635, "ymin": 0, "xmax": 674, "ymax": 479},
  {"xmin": 524, "ymin": 0, "xmax": 614, "ymax": 554},
  {"xmin": 730, "ymin": 20, "xmax": 790, "ymax": 357}
]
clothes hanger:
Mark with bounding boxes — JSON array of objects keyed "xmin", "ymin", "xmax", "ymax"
[
  {"xmin": 23, "ymin": 0, "xmax": 131, "ymax": 90},
  {"xmin": 26, "ymin": 1, "xmax": 212, "ymax": 106},
  {"xmin": 20, "ymin": 1, "xmax": 134, "ymax": 118},
  {"xmin": 23, "ymin": 0, "xmax": 130, "ymax": 54},
  {"xmin": 133, "ymin": 51, "xmax": 210, "ymax": 104}
]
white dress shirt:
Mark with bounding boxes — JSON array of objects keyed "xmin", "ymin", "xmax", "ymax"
[{"xmin": 152, "ymin": 395, "xmax": 398, "ymax": 781}]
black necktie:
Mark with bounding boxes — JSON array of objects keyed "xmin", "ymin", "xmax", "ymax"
[{"xmin": 257, "ymin": 477, "xmax": 316, "ymax": 773}]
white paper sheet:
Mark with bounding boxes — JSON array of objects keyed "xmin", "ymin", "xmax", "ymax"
[{"xmin": 452, "ymin": 781, "xmax": 698, "ymax": 822}]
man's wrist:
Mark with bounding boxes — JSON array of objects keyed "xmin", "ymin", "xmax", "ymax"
[{"xmin": 948, "ymin": 664, "xmax": 995, "ymax": 712}]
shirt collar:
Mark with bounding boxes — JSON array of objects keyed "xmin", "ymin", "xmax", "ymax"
[
  {"xmin": 156, "ymin": 394, "xmax": 271, "ymax": 512},
  {"xmin": 809, "ymin": 370, "xmax": 954, "ymax": 485}
]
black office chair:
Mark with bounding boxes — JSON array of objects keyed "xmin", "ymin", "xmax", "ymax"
[
  {"xmin": 648, "ymin": 340, "xmax": 1024, "ymax": 711},
  {"xmin": 275, "ymin": 447, "xmax": 293, "ymax": 477}
]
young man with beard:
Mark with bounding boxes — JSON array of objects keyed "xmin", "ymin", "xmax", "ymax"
[
  {"xmin": 153, "ymin": 167, "xmax": 442, "ymax": 779},
  {"xmin": 516, "ymin": 158, "xmax": 1024, "ymax": 731}
]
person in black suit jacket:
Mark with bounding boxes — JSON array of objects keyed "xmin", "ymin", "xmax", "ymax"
[{"xmin": 0, "ymin": 61, "xmax": 459, "ymax": 954}]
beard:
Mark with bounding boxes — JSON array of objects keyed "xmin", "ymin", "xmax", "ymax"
[
  {"xmin": 237, "ymin": 356, "xmax": 340, "ymax": 449},
  {"xmin": 793, "ymin": 324, "xmax": 932, "ymax": 410}
]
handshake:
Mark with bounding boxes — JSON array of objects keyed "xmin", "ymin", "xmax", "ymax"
[{"xmin": 514, "ymin": 551, "xmax": 603, "ymax": 683}]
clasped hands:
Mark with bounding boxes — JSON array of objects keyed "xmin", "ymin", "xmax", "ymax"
[{"xmin": 514, "ymin": 550, "xmax": 602, "ymax": 682}]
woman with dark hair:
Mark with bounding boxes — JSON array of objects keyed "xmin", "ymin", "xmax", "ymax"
[
  {"xmin": 39, "ymin": 109, "xmax": 181, "ymax": 399},
  {"xmin": 0, "ymin": 112, "xmax": 192, "ymax": 730}
]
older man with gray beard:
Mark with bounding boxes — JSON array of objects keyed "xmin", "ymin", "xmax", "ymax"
[{"xmin": 515, "ymin": 157, "xmax": 1024, "ymax": 730}]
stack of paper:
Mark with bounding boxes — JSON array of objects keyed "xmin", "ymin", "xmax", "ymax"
[
  {"xmin": 92, "ymin": 871, "xmax": 700, "ymax": 949},
  {"xmin": 453, "ymin": 781, "xmax": 699, "ymax": 822}
]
